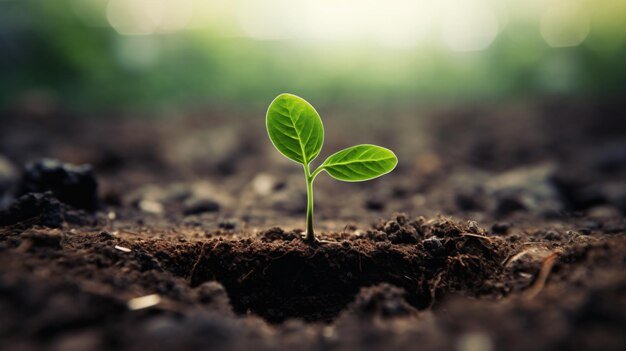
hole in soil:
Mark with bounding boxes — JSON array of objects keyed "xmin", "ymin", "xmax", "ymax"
[
  {"xmin": 187, "ymin": 240, "xmax": 435, "ymax": 323},
  {"xmin": 142, "ymin": 217, "xmax": 509, "ymax": 323},
  {"xmin": 148, "ymin": 230, "xmax": 507, "ymax": 323}
]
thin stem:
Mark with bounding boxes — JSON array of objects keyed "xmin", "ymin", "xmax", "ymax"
[
  {"xmin": 303, "ymin": 165, "xmax": 327, "ymax": 243},
  {"xmin": 303, "ymin": 164, "xmax": 315, "ymax": 242},
  {"xmin": 310, "ymin": 166, "xmax": 325, "ymax": 180}
]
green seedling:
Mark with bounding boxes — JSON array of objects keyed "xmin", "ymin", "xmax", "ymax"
[{"xmin": 266, "ymin": 93, "xmax": 398, "ymax": 242}]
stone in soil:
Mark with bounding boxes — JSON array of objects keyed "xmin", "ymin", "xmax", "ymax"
[
  {"xmin": 18, "ymin": 159, "xmax": 99, "ymax": 211},
  {"xmin": 183, "ymin": 197, "xmax": 221, "ymax": 215},
  {"xmin": 0, "ymin": 192, "xmax": 92, "ymax": 228},
  {"xmin": 347, "ymin": 283, "xmax": 417, "ymax": 319}
]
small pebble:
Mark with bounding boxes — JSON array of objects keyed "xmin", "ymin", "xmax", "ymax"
[
  {"xmin": 365, "ymin": 198, "xmax": 385, "ymax": 211},
  {"xmin": 491, "ymin": 222, "xmax": 511, "ymax": 235},
  {"xmin": 544, "ymin": 230, "xmax": 561, "ymax": 241},
  {"xmin": 183, "ymin": 197, "xmax": 220, "ymax": 215},
  {"xmin": 218, "ymin": 219, "xmax": 239, "ymax": 230},
  {"xmin": 99, "ymin": 231, "xmax": 116, "ymax": 239},
  {"xmin": 322, "ymin": 326, "xmax": 338, "ymax": 340},
  {"xmin": 456, "ymin": 332, "xmax": 493, "ymax": 351},
  {"xmin": 195, "ymin": 281, "xmax": 229, "ymax": 305},
  {"xmin": 467, "ymin": 220, "xmax": 481, "ymax": 234},
  {"xmin": 252, "ymin": 173, "xmax": 276, "ymax": 196},
  {"xmin": 422, "ymin": 237, "xmax": 445, "ymax": 256},
  {"xmin": 139, "ymin": 200, "xmax": 164, "ymax": 214}
]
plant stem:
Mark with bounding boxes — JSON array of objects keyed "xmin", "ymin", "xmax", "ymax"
[{"xmin": 304, "ymin": 164, "xmax": 315, "ymax": 242}]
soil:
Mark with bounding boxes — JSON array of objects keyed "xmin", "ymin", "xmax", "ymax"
[{"xmin": 0, "ymin": 99, "xmax": 625, "ymax": 351}]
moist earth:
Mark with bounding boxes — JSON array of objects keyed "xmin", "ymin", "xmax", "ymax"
[{"xmin": 0, "ymin": 99, "xmax": 625, "ymax": 351}]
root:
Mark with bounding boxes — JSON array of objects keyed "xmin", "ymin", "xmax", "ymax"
[
  {"xmin": 461, "ymin": 233, "xmax": 495, "ymax": 242},
  {"xmin": 523, "ymin": 249, "xmax": 564, "ymax": 300},
  {"xmin": 502, "ymin": 246, "xmax": 551, "ymax": 267},
  {"xmin": 188, "ymin": 242, "xmax": 207, "ymax": 283},
  {"xmin": 428, "ymin": 271, "xmax": 444, "ymax": 308}
]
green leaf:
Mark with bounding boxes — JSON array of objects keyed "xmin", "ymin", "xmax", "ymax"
[
  {"xmin": 320, "ymin": 144, "xmax": 398, "ymax": 182},
  {"xmin": 266, "ymin": 93, "xmax": 324, "ymax": 165}
]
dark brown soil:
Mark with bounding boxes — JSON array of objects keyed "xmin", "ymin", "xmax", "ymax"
[{"xmin": 0, "ymin": 99, "xmax": 625, "ymax": 350}]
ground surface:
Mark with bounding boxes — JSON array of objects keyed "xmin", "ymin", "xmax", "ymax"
[{"xmin": 0, "ymin": 99, "xmax": 625, "ymax": 351}]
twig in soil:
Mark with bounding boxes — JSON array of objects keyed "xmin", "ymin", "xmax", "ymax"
[
  {"xmin": 240, "ymin": 269, "xmax": 256, "ymax": 282},
  {"xmin": 448, "ymin": 253, "xmax": 478, "ymax": 267},
  {"xmin": 502, "ymin": 246, "xmax": 551, "ymax": 267},
  {"xmin": 428, "ymin": 271, "xmax": 444, "ymax": 308},
  {"xmin": 502, "ymin": 249, "xmax": 531, "ymax": 267},
  {"xmin": 0, "ymin": 217, "xmax": 41, "ymax": 235},
  {"xmin": 461, "ymin": 233, "xmax": 495, "ymax": 242},
  {"xmin": 127, "ymin": 294, "xmax": 161, "ymax": 310},
  {"xmin": 299, "ymin": 234, "xmax": 341, "ymax": 245},
  {"xmin": 341, "ymin": 224, "xmax": 350, "ymax": 235},
  {"xmin": 188, "ymin": 242, "xmax": 207, "ymax": 283},
  {"xmin": 523, "ymin": 249, "xmax": 564, "ymax": 300},
  {"xmin": 114, "ymin": 245, "xmax": 132, "ymax": 253}
]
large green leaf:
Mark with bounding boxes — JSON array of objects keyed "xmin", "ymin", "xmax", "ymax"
[
  {"xmin": 266, "ymin": 93, "xmax": 324, "ymax": 165},
  {"xmin": 320, "ymin": 144, "xmax": 398, "ymax": 182}
]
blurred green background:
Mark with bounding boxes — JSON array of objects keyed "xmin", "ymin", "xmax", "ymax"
[{"xmin": 1, "ymin": 0, "xmax": 625, "ymax": 110}]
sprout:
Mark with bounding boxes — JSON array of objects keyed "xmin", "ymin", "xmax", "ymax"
[{"xmin": 266, "ymin": 93, "xmax": 398, "ymax": 242}]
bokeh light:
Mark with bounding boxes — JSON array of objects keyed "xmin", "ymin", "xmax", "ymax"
[
  {"xmin": 441, "ymin": 0, "xmax": 499, "ymax": 52},
  {"xmin": 540, "ymin": 1, "xmax": 590, "ymax": 48},
  {"xmin": 106, "ymin": 0, "xmax": 192, "ymax": 36},
  {"xmin": 0, "ymin": 0, "xmax": 625, "ymax": 108}
]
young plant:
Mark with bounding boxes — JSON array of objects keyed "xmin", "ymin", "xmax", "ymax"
[{"xmin": 266, "ymin": 93, "xmax": 398, "ymax": 242}]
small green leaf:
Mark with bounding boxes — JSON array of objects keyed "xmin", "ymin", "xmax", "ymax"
[
  {"xmin": 266, "ymin": 93, "xmax": 324, "ymax": 165},
  {"xmin": 320, "ymin": 144, "xmax": 398, "ymax": 182}
]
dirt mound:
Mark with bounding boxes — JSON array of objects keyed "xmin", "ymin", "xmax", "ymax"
[
  {"xmin": 128, "ymin": 216, "xmax": 511, "ymax": 322},
  {"xmin": 0, "ymin": 192, "xmax": 94, "ymax": 229},
  {"xmin": 0, "ymin": 102, "xmax": 624, "ymax": 350}
]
